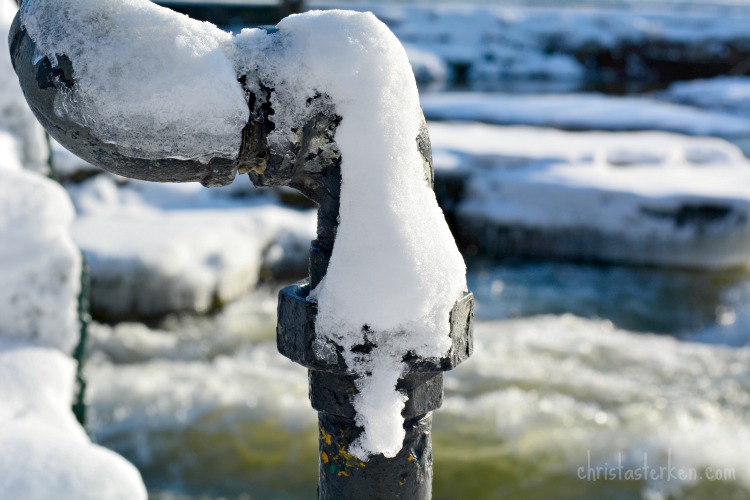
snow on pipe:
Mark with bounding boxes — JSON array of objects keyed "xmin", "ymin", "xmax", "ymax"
[{"xmin": 10, "ymin": 0, "xmax": 473, "ymax": 495}]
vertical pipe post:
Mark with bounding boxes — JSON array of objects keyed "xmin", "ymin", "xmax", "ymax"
[{"xmin": 272, "ymin": 111, "xmax": 474, "ymax": 499}]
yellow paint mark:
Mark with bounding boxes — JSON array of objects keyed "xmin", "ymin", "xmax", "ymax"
[
  {"xmin": 337, "ymin": 471, "xmax": 349, "ymax": 477},
  {"xmin": 399, "ymin": 480, "xmax": 405, "ymax": 486},
  {"xmin": 407, "ymin": 454, "xmax": 416, "ymax": 462},
  {"xmin": 339, "ymin": 446, "xmax": 356, "ymax": 461},
  {"xmin": 321, "ymin": 452, "xmax": 329, "ymax": 465},
  {"xmin": 320, "ymin": 427, "xmax": 332, "ymax": 446}
]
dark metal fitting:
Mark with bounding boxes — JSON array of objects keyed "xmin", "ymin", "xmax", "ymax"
[
  {"xmin": 277, "ymin": 279, "xmax": 474, "ymax": 420},
  {"xmin": 277, "ymin": 280, "xmax": 474, "ymax": 374}
]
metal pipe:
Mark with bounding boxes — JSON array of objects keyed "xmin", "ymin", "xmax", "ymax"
[{"xmin": 9, "ymin": 9, "xmax": 473, "ymax": 498}]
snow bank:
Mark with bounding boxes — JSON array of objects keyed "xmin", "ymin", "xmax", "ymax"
[
  {"xmin": 235, "ymin": 11, "xmax": 467, "ymax": 458},
  {"xmin": 0, "ymin": 167, "xmax": 81, "ymax": 352},
  {"xmin": 0, "ymin": 0, "xmax": 49, "ymax": 173},
  {"xmin": 20, "ymin": 0, "xmax": 248, "ymax": 163},
  {"xmin": 422, "ymin": 93, "xmax": 750, "ymax": 138},
  {"xmin": 348, "ymin": 4, "xmax": 588, "ymax": 86},
  {"xmin": 0, "ymin": 150, "xmax": 146, "ymax": 497},
  {"xmin": 67, "ymin": 174, "xmax": 316, "ymax": 319},
  {"xmin": 0, "ymin": 340, "xmax": 147, "ymax": 500},
  {"xmin": 430, "ymin": 122, "xmax": 750, "ymax": 268},
  {"xmin": 0, "ymin": 129, "xmax": 23, "ymax": 171}
]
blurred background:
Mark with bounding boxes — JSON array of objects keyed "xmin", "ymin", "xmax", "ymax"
[{"xmin": 4, "ymin": 0, "xmax": 750, "ymax": 499}]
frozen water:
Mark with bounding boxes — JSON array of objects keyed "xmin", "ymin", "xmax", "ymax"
[{"xmin": 20, "ymin": 0, "xmax": 248, "ymax": 163}]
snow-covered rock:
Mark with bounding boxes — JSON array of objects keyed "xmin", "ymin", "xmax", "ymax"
[
  {"xmin": 67, "ymin": 174, "xmax": 316, "ymax": 320},
  {"xmin": 430, "ymin": 122, "xmax": 750, "ymax": 268}
]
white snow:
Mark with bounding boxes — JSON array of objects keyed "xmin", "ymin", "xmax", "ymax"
[
  {"xmin": 0, "ymin": 339, "xmax": 147, "ymax": 500},
  {"xmin": 659, "ymin": 76, "xmax": 750, "ymax": 118},
  {"xmin": 20, "ymin": 0, "xmax": 248, "ymax": 163},
  {"xmin": 67, "ymin": 174, "xmax": 317, "ymax": 318},
  {"xmin": 0, "ymin": 135, "xmax": 146, "ymax": 497},
  {"xmin": 421, "ymin": 93, "xmax": 750, "ymax": 138},
  {"xmin": 430, "ymin": 122, "xmax": 750, "ymax": 268},
  {"xmin": 0, "ymin": 129, "xmax": 23, "ymax": 171},
  {"xmin": 235, "ymin": 11, "xmax": 467, "ymax": 458},
  {"xmin": 0, "ymin": 0, "xmax": 49, "ymax": 173},
  {"xmin": 0, "ymin": 166, "xmax": 81, "ymax": 352}
]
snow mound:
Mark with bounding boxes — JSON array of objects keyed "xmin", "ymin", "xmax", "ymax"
[{"xmin": 0, "ymin": 142, "xmax": 145, "ymax": 498}]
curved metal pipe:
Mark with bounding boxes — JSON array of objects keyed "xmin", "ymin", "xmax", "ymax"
[
  {"xmin": 9, "ymin": 9, "xmax": 433, "ymax": 192},
  {"xmin": 8, "ymin": 13, "xmax": 246, "ymax": 187}
]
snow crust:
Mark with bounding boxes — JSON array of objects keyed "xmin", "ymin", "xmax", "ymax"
[
  {"xmin": 236, "ymin": 11, "xmax": 467, "ymax": 458},
  {"xmin": 0, "ymin": 0, "xmax": 49, "ymax": 173},
  {"xmin": 20, "ymin": 0, "xmax": 248, "ymax": 162}
]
